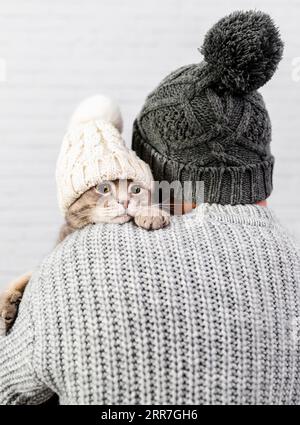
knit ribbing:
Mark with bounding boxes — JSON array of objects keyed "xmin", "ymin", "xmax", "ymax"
[
  {"xmin": 133, "ymin": 121, "xmax": 274, "ymax": 205},
  {"xmin": 0, "ymin": 205, "xmax": 299, "ymax": 405}
]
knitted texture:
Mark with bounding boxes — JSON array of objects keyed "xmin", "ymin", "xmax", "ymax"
[
  {"xmin": 56, "ymin": 96, "xmax": 153, "ymax": 214},
  {"xmin": 0, "ymin": 205, "xmax": 300, "ymax": 405},
  {"xmin": 132, "ymin": 11, "xmax": 283, "ymax": 205}
]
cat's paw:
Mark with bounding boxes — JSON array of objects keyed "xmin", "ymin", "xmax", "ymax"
[
  {"xmin": 0, "ymin": 290, "xmax": 22, "ymax": 334},
  {"xmin": 134, "ymin": 207, "xmax": 170, "ymax": 230}
]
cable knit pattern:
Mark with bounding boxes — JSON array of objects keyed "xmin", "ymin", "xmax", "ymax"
[
  {"xmin": 56, "ymin": 118, "xmax": 153, "ymax": 214},
  {"xmin": 133, "ymin": 73, "xmax": 274, "ymax": 205},
  {"xmin": 0, "ymin": 205, "xmax": 300, "ymax": 405}
]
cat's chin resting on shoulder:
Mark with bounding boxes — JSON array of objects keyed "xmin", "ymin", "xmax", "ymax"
[
  {"xmin": 106, "ymin": 214, "xmax": 132, "ymax": 225},
  {"xmin": 93, "ymin": 207, "xmax": 170, "ymax": 229},
  {"xmin": 0, "ymin": 179, "xmax": 170, "ymax": 335},
  {"xmin": 92, "ymin": 206, "xmax": 171, "ymax": 230}
]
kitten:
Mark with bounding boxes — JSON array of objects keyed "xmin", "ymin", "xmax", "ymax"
[{"xmin": 0, "ymin": 179, "xmax": 170, "ymax": 334}]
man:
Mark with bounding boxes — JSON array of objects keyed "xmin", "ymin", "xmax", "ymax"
[{"xmin": 1, "ymin": 10, "xmax": 300, "ymax": 405}]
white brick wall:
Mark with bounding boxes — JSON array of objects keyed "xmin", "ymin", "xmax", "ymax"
[{"xmin": 0, "ymin": 0, "xmax": 300, "ymax": 288}]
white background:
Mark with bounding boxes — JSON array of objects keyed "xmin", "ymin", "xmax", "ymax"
[{"xmin": 0, "ymin": 0, "xmax": 299, "ymax": 288}]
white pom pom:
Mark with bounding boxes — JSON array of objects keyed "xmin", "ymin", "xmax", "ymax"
[{"xmin": 68, "ymin": 95, "xmax": 123, "ymax": 133}]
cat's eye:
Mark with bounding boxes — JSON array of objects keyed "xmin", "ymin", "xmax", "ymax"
[
  {"xmin": 130, "ymin": 185, "xmax": 141, "ymax": 194},
  {"xmin": 97, "ymin": 182, "xmax": 111, "ymax": 195}
]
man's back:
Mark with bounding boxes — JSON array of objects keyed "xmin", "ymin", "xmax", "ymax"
[{"xmin": 1, "ymin": 204, "xmax": 300, "ymax": 404}]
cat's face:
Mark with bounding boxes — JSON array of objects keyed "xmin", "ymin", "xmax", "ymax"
[
  {"xmin": 92, "ymin": 179, "xmax": 150, "ymax": 224},
  {"xmin": 66, "ymin": 179, "xmax": 151, "ymax": 228}
]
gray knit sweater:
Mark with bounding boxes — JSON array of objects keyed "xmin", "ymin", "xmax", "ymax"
[{"xmin": 1, "ymin": 204, "xmax": 300, "ymax": 405}]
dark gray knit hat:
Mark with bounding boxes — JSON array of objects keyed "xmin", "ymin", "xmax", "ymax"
[{"xmin": 132, "ymin": 11, "xmax": 284, "ymax": 205}]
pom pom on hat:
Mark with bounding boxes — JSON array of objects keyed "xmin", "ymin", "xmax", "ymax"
[
  {"xmin": 201, "ymin": 10, "xmax": 284, "ymax": 93},
  {"xmin": 68, "ymin": 94, "xmax": 123, "ymax": 133}
]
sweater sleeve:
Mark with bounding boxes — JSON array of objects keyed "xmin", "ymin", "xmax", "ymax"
[{"xmin": 0, "ymin": 276, "xmax": 54, "ymax": 405}]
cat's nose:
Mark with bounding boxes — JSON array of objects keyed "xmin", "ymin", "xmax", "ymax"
[{"xmin": 121, "ymin": 200, "xmax": 129, "ymax": 209}]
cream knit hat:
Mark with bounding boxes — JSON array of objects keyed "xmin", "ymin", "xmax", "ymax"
[{"xmin": 56, "ymin": 95, "xmax": 154, "ymax": 214}]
